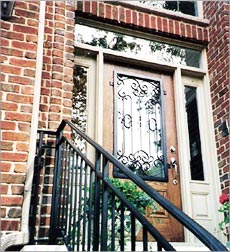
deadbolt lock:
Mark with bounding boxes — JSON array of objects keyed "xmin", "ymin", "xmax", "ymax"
[{"xmin": 170, "ymin": 145, "xmax": 176, "ymax": 153}]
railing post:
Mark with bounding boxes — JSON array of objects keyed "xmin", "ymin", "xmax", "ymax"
[
  {"xmin": 157, "ymin": 242, "xmax": 163, "ymax": 251},
  {"xmin": 101, "ymin": 157, "xmax": 109, "ymax": 251},
  {"xmin": 93, "ymin": 150, "xmax": 101, "ymax": 251},
  {"xmin": 49, "ymin": 129, "xmax": 63, "ymax": 244},
  {"xmin": 131, "ymin": 213, "xmax": 136, "ymax": 251},
  {"xmin": 29, "ymin": 131, "xmax": 43, "ymax": 244},
  {"xmin": 143, "ymin": 227, "xmax": 148, "ymax": 251},
  {"xmin": 76, "ymin": 157, "xmax": 84, "ymax": 251},
  {"xmin": 120, "ymin": 203, "xmax": 125, "ymax": 251}
]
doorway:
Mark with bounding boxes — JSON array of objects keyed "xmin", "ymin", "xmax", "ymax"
[
  {"xmin": 102, "ymin": 60, "xmax": 183, "ymax": 241},
  {"xmin": 73, "ymin": 49, "xmax": 222, "ymax": 243}
]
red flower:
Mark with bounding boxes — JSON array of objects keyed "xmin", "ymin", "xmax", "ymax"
[{"xmin": 219, "ymin": 193, "xmax": 229, "ymax": 204}]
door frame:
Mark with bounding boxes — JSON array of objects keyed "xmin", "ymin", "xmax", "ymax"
[
  {"xmin": 74, "ymin": 44, "xmax": 223, "ymax": 242},
  {"xmin": 174, "ymin": 69, "xmax": 224, "ymax": 242}
]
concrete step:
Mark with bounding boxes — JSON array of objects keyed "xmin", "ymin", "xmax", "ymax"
[
  {"xmin": 152, "ymin": 242, "xmax": 209, "ymax": 251},
  {"xmin": 21, "ymin": 242, "xmax": 208, "ymax": 251},
  {"xmin": 124, "ymin": 242, "xmax": 209, "ymax": 251},
  {"xmin": 20, "ymin": 245, "xmax": 68, "ymax": 251}
]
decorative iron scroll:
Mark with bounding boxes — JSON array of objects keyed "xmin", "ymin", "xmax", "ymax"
[
  {"xmin": 117, "ymin": 150, "xmax": 165, "ymax": 177},
  {"xmin": 114, "ymin": 73, "xmax": 167, "ymax": 180}
]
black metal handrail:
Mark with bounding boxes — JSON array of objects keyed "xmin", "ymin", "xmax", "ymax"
[{"xmin": 46, "ymin": 119, "xmax": 227, "ymax": 251}]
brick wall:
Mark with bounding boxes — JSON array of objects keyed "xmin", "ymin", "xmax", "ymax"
[
  {"xmin": 75, "ymin": 1, "xmax": 209, "ymax": 44},
  {"xmin": 1, "ymin": 1, "xmax": 39, "ymax": 233},
  {"xmin": 203, "ymin": 2, "xmax": 230, "ymax": 194},
  {"xmin": 1, "ymin": 1, "xmax": 75, "ymax": 235}
]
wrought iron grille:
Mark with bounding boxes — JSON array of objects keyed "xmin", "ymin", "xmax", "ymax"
[{"xmin": 114, "ymin": 72, "xmax": 167, "ymax": 181}]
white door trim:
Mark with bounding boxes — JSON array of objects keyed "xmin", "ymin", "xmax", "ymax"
[
  {"xmin": 174, "ymin": 69, "xmax": 224, "ymax": 242},
  {"xmin": 95, "ymin": 51, "xmax": 104, "ymax": 145},
  {"xmin": 74, "ymin": 57, "xmax": 96, "ymax": 140}
]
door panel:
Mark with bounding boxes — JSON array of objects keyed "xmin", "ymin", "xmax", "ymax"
[{"xmin": 103, "ymin": 60, "xmax": 184, "ymax": 241}]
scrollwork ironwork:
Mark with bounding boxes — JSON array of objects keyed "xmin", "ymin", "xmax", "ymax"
[
  {"xmin": 115, "ymin": 73, "xmax": 166, "ymax": 180},
  {"xmin": 117, "ymin": 150, "xmax": 164, "ymax": 177},
  {"xmin": 121, "ymin": 114, "xmax": 132, "ymax": 129}
]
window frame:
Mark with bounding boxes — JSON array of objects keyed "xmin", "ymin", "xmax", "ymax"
[
  {"xmin": 75, "ymin": 18, "xmax": 205, "ymax": 70},
  {"xmin": 122, "ymin": 1, "xmax": 204, "ymax": 19}
]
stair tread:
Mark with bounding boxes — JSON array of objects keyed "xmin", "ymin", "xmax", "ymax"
[
  {"xmin": 20, "ymin": 245, "xmax": 68, "ymax": 251},
  {"xmin": 21, "ymin": 242, "xmax": 210, "ymax": 251}
]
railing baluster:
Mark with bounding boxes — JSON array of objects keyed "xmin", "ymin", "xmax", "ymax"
[
  {"xmin": 120, "ymin": 203, "xmax": 125, "ymax": 251},
  {"xmin": 66, "ymin": 145, "xmax": 72, "ymax": 247},
  {"xmin": 87, "ymin": 169, "xmax": 94, "ymax": 251},
  {"xmin": 63, "ymin": 143, "xmax": 70, "ymax": 235},
  {"xmin": 72, "ymin": 152, "xmax": 79, "ymax": 251},
  {"xmin": 68, "ymin": 147, "xmax": 74, "ymax": 250},
  {"xmin": 59, "ymin": 147, "xmax": 64, "ymax": 232},
  {"xmin": 93, "ymin": 150, "xmax": 101, "ymax": 251},
  {"xmin": 30, "ymin": 131, "xmax": 44, "ymax": 244},
  {"xmin": 157, "ymin": 242, "xmax": 163, "ymax": 251},
  {"xmin": 101, "ymin": 157, "xmax": 109, "ymax": 251},
  {"xmin": 143, "ymin": 226, "xmax": 148, "ymax": 251},
  {"xmin": 76, "ymin": 157, "xmax": 84, "ymax": 251},
  {"xmin": 81, "ymin": 162, "xmax": 89, "ymax": 250},
  {"xmin": 60, "ymin": 142, "xmax": 67, "ymax": 232},
  {"xmin": 131, "ymin": 212, "xmax": 136, "ymax": 251},
  {"xmin": 110, "ymin": 193, "xmax": 116, "ymax": 251},
  {"xmin": 49, "ymin": 129, "xmax": 63, "ymax": 244}
]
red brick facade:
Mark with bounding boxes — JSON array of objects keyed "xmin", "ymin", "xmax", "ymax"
[
  {"xmin": 203, "ymin": 1, "xmax": 229, "ymax": 195},
  {"xmin": 75, "ymin": 1, "xmax": 209, "ymax": 44},
  {"xmin": 0, "ymin": 0, "xmax": 229, "ymax": 248},
  {"xmin": 1, "ymin": 1, "xmax": 75, "ymax": 236}
]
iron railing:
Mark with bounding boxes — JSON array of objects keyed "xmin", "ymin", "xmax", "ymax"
[
  {"xmin": 29, "ymin": 130, "xmax": 57, "ymax": 244},
  {"xmin": 35, "ymin": 119, "xmax": 227, "ymax": 251}
]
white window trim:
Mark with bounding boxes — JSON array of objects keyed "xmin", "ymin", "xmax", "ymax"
[
  {"xmin": 75, "ymin": 42, "xmax": 206, "ymax": 74},
  {"xmin": 75, "ymin": 19, "xmax": 206, "ymax": 51},
  {"xmin": 119, "ymin": 1, "xmax": 205, "ymax": 20}
]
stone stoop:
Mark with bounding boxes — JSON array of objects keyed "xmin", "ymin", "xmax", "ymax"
[{"xmin": 20, "ymin": 245, "xmax": 68, "ymax": 251}]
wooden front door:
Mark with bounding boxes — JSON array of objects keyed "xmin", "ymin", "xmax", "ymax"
[{"xmin": 103, "ymin": 59, "xmax": 184, "ymax": 242}]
